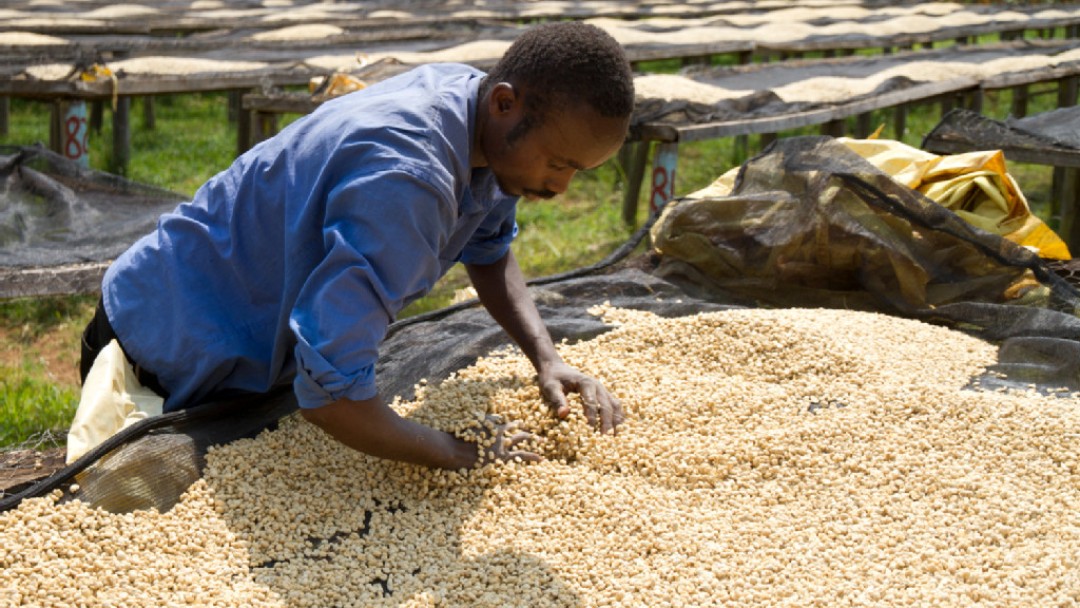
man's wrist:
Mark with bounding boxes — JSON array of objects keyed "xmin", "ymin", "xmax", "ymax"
[
  {"xmin": 532, "ymin": 350, "xmax": 565, "ymax": 376},
  {"xmin": 437, "ymin": 432, "xmax": 480, "ymax": 471}
]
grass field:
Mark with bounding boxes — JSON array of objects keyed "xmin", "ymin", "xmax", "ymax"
[{"xmin": 0, "ymin": 47, "xmax": 1065, "ymax": 450}]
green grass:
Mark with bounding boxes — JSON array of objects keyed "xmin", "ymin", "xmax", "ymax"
[
  {"xmin": 0, "ymin": 295, "xmax": 95, "ymax": 450},
  {"xmin": 0, "ymin": 371, "xmax": 80, "ymax": 450},
  {"xmin": 0, "ymin": 50, "xmax": 1069, "ymax": 449},
  {"xmin": 0, "ymin": 294, "xmax": 96, "ymax": 339},
  {"xmin": 1, "ymin": 93, "xmax": 238, "ymax": 196}
]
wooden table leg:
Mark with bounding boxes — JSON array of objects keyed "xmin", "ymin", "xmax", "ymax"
[
  {"xmin": 111, "ymin": 95, "xmax": 130, "ymax": 176},
  {"xmin": 621, "ymin": 141, "xmax": 650, "ymax": 226},
  {"xmin": 1062, "ymin": 167, "xmax": 1080, "ymax": 256}
]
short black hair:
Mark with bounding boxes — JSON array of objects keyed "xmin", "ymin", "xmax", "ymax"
[{"xmin": 481, "ymin": 22, "xmax": 635, "ymax": 131}]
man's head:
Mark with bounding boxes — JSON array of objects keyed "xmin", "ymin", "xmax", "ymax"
[{"xmin": 475, "ymin": 22, "xmax": 635, "ymax": 200}]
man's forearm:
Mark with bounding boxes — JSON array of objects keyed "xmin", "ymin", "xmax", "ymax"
[
  {"xmin": 466, "ymin": 249, "xmax": 625, "ymax": 433},
  {"xmin": 465, "ymin": 249, "xmax": 561, "ymax": 371},
  {"xmin": 300, "ymin": 395, "xmax": 477, "ymax": 470}
]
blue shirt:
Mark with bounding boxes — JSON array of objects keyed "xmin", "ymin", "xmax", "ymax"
[{"xmin": 103, "ymin": 63, "xmax": 519, "ymax": 412}]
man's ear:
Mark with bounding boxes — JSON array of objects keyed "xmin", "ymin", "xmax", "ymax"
[{"xmin": 489, "ymin": 82, "xmax": 519, "ymax": 116}]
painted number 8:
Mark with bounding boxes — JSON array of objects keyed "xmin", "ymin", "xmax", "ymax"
[{"xmin": 64, "ymin": 108, "xmax": 89, "ymax": 163}]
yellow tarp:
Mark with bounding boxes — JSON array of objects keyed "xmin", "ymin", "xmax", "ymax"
[
  {"xmin": 694, "ymin": 138, "xmax": 1070, "ymax": 260},
  {"xmin": 841, "ymin": 138, "xmax": 1069, "ymax": 260}
]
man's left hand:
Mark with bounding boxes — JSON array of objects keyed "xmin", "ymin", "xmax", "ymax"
[{"xmin": 537, "ymin": 361, "xmax": 624, "ymax": 434}]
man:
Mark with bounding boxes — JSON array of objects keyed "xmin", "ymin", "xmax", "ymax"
[{"xmin": 78, "ymin": 22, "xmax": 634, "ymax": 469}]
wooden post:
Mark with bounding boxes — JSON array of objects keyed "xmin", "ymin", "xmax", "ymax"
[
  {"xmin": 1011, "ymin": 84, "xmax": 1030, "ymax": 118},
  {"xmin": 50, "ymin": 99, "xmax": 92, "ymax": 167},
  {"xmin": 266, "ymin": 114, "xmax": 279, "ymax": 139},
  {"xmin": 252, "ymin": 113, "xmax": 267, "ymax": 151},
  {"xmin": 252, "ymin": 112, "xmax": 278, "ymax": 146},
  {"xmin": 1062, "ymin": 167, "xmax": 1080, "ymax": 255},
  {"xmin": 967, "ymin": 88, "xmax": 984, "ymax": 114},
  {"xmin": 237, "ymin": 100, "xmax": 252, "ymax": 157},
  {"xmin": 615, "ymin": 143, "xmax": 631, "ymax": 187},
  {"xmin": 894, "ymin": 104, "xmax": 908, "ymax": 140},
  {"xmin": 228, "ymin": 91, "xmax": 241, "ymax": 123},
  {"xmin": 89, "ymin": 100, "xmax": 103, "ymax": 134},
  {"xmin": 142, "ymin": 96, "xmax": 155, "ymax": 130},
  {"xmin": 855, "ymin": 112, "xmax": 873, "ymax": 138},
  {"xmin": 621, "ymin": 141, "xmax": 650, "ymax": 226},
  {"xmin": 1052, "ymin": 167, "xmax": 1065, "ymax": 223},
  {"xmin": 821, "ymin": 119, "xmax": 845, "ymax": 138},
  {"xmin": 940, "ymin": 94, "xmax": 956, "ymax": 117},
  {"xmin": 49, "ymin": 100, "xmax": 62, "ymax": 152},
  {"xmin": 649, "ymin": 142, "xmax": 679, "ymax": 216},
  {"xmin": 1059, "ymin": 75, "xmax": 1079, "ymax": 108},
  {"xmin": 734, "ymin": 134, "xmax": 749, "ymax": 165},
  {"xmin": 0, "ymin": 97, "xmax": 8, "ymax": 138},
  {"xmin": 1052, "ymin": 76, "xmax": 1078, "ymax": 229},
  {"xmin": 251, "ymin": 111, "xmax": 266, "ymax": 149},
  {"xmin": 112, "ymin": 95, "xmax": 130, "ymax": 176},
  {"xmin": 60, "ymin": 100, "xmax": 90, "ymax": 167}
]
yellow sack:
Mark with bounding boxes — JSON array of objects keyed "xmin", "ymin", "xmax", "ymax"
[
  {"xmin": 839, "ymin": 138, "xmax": 1071, "ymax": 260},
  {"xmin": 66, "ymin": 340, "xmax": 164, "ymax": 464},
  {"xmin": 78, "ymin": 63, "xmax": 118, "ymax": 111},
  {"xmin": 309, "ymin": 72, "xmax": 367, "ymax": 99}
]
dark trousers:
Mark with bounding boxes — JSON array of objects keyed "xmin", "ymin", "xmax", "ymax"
[{"xmin": 80, "ymin": 297, "xmax": 169, "ymax": 399}]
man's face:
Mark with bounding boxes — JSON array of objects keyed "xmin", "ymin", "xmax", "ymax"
[{"xmin": 481, "ymin": 89, "xmax": 629, "ymax": 201}]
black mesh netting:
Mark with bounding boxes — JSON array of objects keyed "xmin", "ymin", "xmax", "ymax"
[
  {"xmin": 923, "ymin": 106, "xmax": 1080, "ymax": 159},
  {"xmin": 0, "ymin": 144, "xmax": 186, "ymax": 269},
  {"xmin": 2, "ymin": 135, "xmax": 1078, "ymax": 515}
]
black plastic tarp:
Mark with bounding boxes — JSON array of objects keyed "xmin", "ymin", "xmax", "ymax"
[{"xmin": 3, "ymin": 135, "xmax": 1078, "ymax": 515}]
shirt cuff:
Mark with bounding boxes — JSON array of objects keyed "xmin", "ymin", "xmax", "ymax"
[{"xmin": 293, "ymin": 348, "xmax": 379, "ymax": 409}]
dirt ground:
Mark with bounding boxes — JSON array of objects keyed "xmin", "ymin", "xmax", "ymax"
[{"xmin": 0, "ymin": 323, "xmax": 82, "ymax": 389}]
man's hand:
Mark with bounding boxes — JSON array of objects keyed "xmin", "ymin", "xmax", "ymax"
[
  {"xmin": 538, "ymin": 360, "xmax": 624, "ymax": 434},
  {"xmin": 466, "ymin": 251, "xmax": 627, "ymax": 436},
  {"xmin": 463, "ymin": 414, "xmax": 544, "ymax": 465}
]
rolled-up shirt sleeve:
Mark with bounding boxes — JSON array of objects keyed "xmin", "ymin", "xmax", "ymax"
[
  {"xmin": 459, "ymin": 198, "xmax": 518, "ymax": 266},
  {"xmin": 290, "ymin": 163, "xmax": 455, "ymax": 409}
]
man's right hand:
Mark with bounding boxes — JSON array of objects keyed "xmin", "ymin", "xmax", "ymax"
[{"xmin": 462, "ymin": 414, "xmax": 544, "ymax": 465}]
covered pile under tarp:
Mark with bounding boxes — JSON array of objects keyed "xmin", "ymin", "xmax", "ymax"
[
  {"xmin": 3, "ymin": 135, "xmax": 1079, "ymax": 515},
  {"xmin": 652, "ymin": 136, "xmax": 1078, "ymax": 323},
  {"xmin": 0, "ymin": 144, "xmax": 186, "ymax": 297},
  {"xmin": 924, "ymin": 106, "xmax": 1080, "ymax": 156}
]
